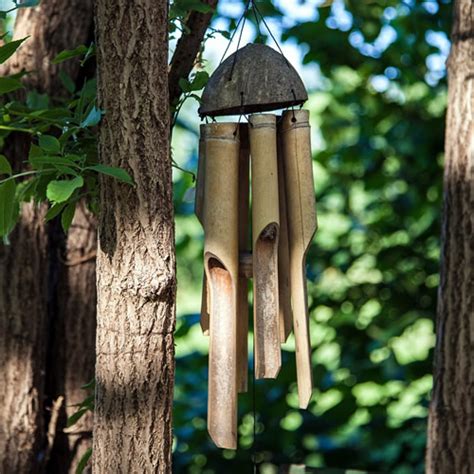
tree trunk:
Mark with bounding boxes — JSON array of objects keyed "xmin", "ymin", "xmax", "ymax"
[
  {"xmin": 47, "ymin": 205, "xmax": 97, "ymax": 473},
  {"xmin": 0, "ymin": 2, "xmax": 95, "ymax": 472},
  {"xmin": 93, "ymin": 1, "xmax": 175, "ymax": 472},
  {"xmin": 0, "ymin": 204, "xmax": 49, "ymax": 474},
  {"xmin": 426, "ymin": 1, "xmax": 474, "ymax": 472}
]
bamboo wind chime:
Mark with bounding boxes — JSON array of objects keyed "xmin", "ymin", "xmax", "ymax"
[{"xmin": 195, "ymin": 40, "xmax": 317, "ymax": 449}]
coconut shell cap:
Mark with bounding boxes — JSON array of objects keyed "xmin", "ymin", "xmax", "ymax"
[{"xmin": 199, "ymin": 43, "xmax": 308, "ymax": 117}]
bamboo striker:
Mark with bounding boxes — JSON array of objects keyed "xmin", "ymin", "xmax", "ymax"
[
  {"xmin": 280, "ymin": 109, "xmax": 317, "ymax": 409},
  {"xmin": 249, "ymin": 114, "xmax": 281, "ymax": 380},
  {"xmin": 277, "ymin": 125, "xmax": 293, "ymax": 343},
  {"xmin": 203, "ymin": 122, "xmax": 240, "ymax": 449},
  {"xmin": 196, "ymin": 125, "xmax": 210, "ymax": 335},
  {"xmin": 237, "ymin": 123, "xmax": 250, "ymax": 393}
]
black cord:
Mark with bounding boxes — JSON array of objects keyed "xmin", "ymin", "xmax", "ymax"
[
  {"xmin": 219, "ymin": 0, "xmax": 252, "ymax": 67},
  {"xmin": 252, "ymin": 1, "xmax": 293, "ymax": 70},
  {"xmin": 252, "ymin": 1, "xmax": 262, "ymax": 42}
]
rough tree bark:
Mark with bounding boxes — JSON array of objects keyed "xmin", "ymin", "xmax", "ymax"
[
  {"xmin": 0, "ymin": 2, "xmax": 95, "ymax": 473},
  {"xmin": 93, "ymin": 1, "xmax": 176, "ymax": 472},
  {"xmin": 426, "ymin": 1, "xmax": 474, "ymax": 472},
  {"xmin": 48, "ymin": 206, "xmax": 97, "ymax": 473}
]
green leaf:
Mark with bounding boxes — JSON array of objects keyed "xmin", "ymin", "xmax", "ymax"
[
  {"xmin": 179, "ymin": 71, "xmax": 208, "ymax": 94},
  {"xmin": 0, "ymin": 155, "xmax": 12, "ymax": 175},
  {"xmin": 30, "ymin": 155, "xmax": 80, "ymax": 169},
  {"xmin": 0, "ymin": 77, "xmax": 23, "ymax": 94},
  {"xmin": 46, "ymin": 176, "xmax": 84, "ymax": 203},
  {"xmin": 74, "ymin": 394, "xmax": 95, "ymax": 410},
  {"xmin": 189, "ymin": 71, "xmax": 209, "ymax": 90},
  {"xmin": 66, "ymin": 406, "xmax": 88, "ymax": 428},
  {"xmin": 16, "ymin": 179, "xmax": 35, "ymax": 202},
  {"xmin": 75, "ymin": 447, "xmax": 92, "ymax": 474},
  {"xmin": 179, "ymin": 78, "xmax": 191, "ymax": 93},
  {"xmin": 81, "ymin": 106, "xmax": 102, "ymax": 128},
  {"xmin": 0, "ymin": 37, "xmax": 28, "ymax": 64},
  {"xmin": 61, "ymin": 201, "xmax": 76, "ymax": 232},
  {"xmin": 26, "ymin": 91, "xmax": 50, "ymax": 110},
  {"xmin": 39, "ymin": 135, "xmax": 61, "ymax": 154},
  {"xmin": 28, "ymin": 144, "xmax": 43, "ymax": 159},
  {"xmin": 88, "ymin": 164, "xmax": 134, "ymax": 185},
  {"xmin": 81, "ymin": 43, "xmax": 96, "ymax": 64},
  {"xmin": 45, "ymin": 202, "xmax": 67, "ymax": 221},
  {"xmin": 0, "ymin": 179, "xmax": 17, "ymax": 237},
  {"xmin": 51, "ymin": 45, "xmax": 88, "ymax": 64},
  {"xmin": 55, "ymin": 165, "xmax": 79, "ymax": 176},
  {"xmin": 59, "ymin": 70, "xmax": 75, "ymax": 94}
]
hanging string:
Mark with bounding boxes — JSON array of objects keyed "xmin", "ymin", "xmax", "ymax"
[
  {"xmin": 251, "ymin": 1, "xmax": 293, "ymax": 71},
  {"xmin": 208, "ymin": 0, "xmax": 303, "ymax": 122},
  {"xmin": 290, "ymin": 89, "xmax": 297, "ymax": 122},
  {"xmin": 219, "ymin": 0, "xmax": 293, "ymax": 74},
  {"xmin": 232, "ymin": 91, "xmax": 248, "ymax": 137},
  {"xmin": 229, "ymin": 15, "xmax": 248, "ymax": 81},
  {"xmin": 252, "ymin": 2, "xmax": 263, "ymax": 42},
  {"xmin": 219, "ymin": 0, "xmax": 252, "ymax": 66}
]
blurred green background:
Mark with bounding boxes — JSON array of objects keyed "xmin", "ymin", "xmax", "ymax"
[{"xmin": 171, "ymin": 1, "xmax": 449, "ymax": 472}]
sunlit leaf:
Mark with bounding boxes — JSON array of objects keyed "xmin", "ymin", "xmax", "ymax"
[
  {"xmin": 0, "ymin": 37, "xmax": 28, "ymax": 64},
  {"xmin": 46, "ymin": 176, "xmax": 84, "ymax": 203},
  {"xmin": 52, "ymin": 45, "xmax": 88, "ymax": 64}
]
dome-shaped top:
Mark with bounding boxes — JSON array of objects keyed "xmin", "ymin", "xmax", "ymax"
[{"xmin": 199, "ymin": 43, "xmax": 308, "ymax": 117}]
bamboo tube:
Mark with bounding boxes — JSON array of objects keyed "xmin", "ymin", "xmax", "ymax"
[
  {"xmin": 203, "ymin": 122, "xmax": 240, "ymax": 449},
  {"xmin": 280, "ymin": 110, "xmax": 317, "ymax": 409},
  {"xmin": 277, "ymin": 124, "xmax": 293, "ymax": 343},
  {"xmin": 249, "ymin": 114, "xmax": 281, "ymax": 380},
  {"xmin": 237, "ymin": 123, "xmax": 250, "ymax": 393},
  {"xmin": 196, "ymin": 125, "xmax": 210, "ymax": 335},
  {"xmin": 195, "ymin": 124, "xmax": 206, "ymax": 223}
]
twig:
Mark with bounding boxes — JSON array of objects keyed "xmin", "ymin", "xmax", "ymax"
[
  {"xmin": 45, "ymin": 396, "xmax": 65, "ymax": 464},
  {"xmin": 168, "ymin": 0, "xmax": 218, "ymax": 109},
  {"xmin": 63, "ymin": 250, "xmax": 97, "ymax": 266}
]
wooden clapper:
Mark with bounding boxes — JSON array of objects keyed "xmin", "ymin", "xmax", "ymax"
[{"xmin": 195, "ymin": 43, "xmax": 317, "ymax": 449}]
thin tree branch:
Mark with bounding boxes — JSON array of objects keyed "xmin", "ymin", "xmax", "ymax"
[{"xmin": 168, "ymin": 0, "xmax": 218, "ymax": 108}]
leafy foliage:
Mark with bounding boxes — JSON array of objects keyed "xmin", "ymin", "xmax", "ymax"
[
  {"xmin": 171, "ymin": 1, "xmax": 450, "ymax": 473},
  {"xmin": 0, "ymin": 36, "xmax": 132, "ymax": 240},
  {"xmin": 0, "ymin": 0, "xmax": 451, "ymax": 473},
  {"xmin": 170, "ymin": 0, "xmax": 217, "ymax": 39},
  {"xmin": 66, "ymin": 379, "xmax": 95, "ymax": 474}
]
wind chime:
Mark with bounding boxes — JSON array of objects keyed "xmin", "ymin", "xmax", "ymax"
[{"xmin": 194, "ymin": 4, "xmax": 317, "ymax": 450}]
